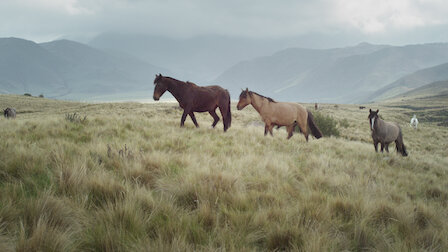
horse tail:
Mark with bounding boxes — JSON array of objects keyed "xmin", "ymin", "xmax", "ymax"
[
  {"xmin": 307, "ymin": 110, "xmax": 322, "ymax": 139},
  {"xmin": 396, "ymin": 127, "xmax": 408, "ymax": 157},
  {"xmin": 402, "ymin": 143, "xmax": 408, "ymax": 157},
  {"xmin": 221, "ymin": 89, "xmax": 232, "ymax": 131}
]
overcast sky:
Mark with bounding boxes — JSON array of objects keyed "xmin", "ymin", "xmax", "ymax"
[{"xmin": 1, "ymin": 0, "xmax": 448, "ymax": 47}]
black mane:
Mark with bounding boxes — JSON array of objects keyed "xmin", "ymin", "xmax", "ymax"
[
  {"xmin": 162, "ymin": 76, "xmax": 196, "ymax": 86},
  {"xmin": 250, "ymin": 91, "xmax": 276, "ymax": 103}
]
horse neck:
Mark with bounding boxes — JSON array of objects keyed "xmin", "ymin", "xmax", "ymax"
[
  {"xmin": 250, "ymin": 93, "xmax": 268, "ymax": 114},
  {"xmin": 164, "ymin": 78, "xmax": 187, "ymax": 102},
  {"xmin": 374, "ymin": 117, "xmax": 385, "ymax": 132}
]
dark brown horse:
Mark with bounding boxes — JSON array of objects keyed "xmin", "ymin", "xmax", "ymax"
[
  {"xmin": 3, "ymin": 108, "xmax": 16, "ymax": 119},
  {"xmin": 153, "ymin": 74, "xmax": 231, "ymax": 131},
  {"xmin": 368, "ymin": 109, "xmax": 408, "ymax": 156}
]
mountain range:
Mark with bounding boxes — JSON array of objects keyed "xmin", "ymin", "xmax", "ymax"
[
  {"xmin": 0, "ymin": 37, "xmax": 167, "ymax": 100},
  {"xmin": 2, "ymin": 34, "xmax": 448, "ymax": 103},
  {"xmin": 214, "ymin": 42, "xmax": 448, "ymax": 103}
]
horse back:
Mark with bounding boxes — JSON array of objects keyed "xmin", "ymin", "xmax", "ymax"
[
  {"xmin": 375, "ymin": 120, "xmax": 400, "ymax": 142},
  {"xmin": 266, "ymin": 102, "xmax": 307, "ymax": 125},
  {"xmin": 189, "ymin": 85, "xmax": 228, "ymax": 112}
]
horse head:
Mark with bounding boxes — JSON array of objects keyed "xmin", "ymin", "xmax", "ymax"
[
  {"xmin": 153, "ymin": 74, "xmax": 167, "ymax": 101},
  {"xmin": 368, "ymin": 109, "xmax": 379, "ymax": 131},
  {"xmin": 237, "ymin": 88, "xmax": 251, "ymax": 110}
]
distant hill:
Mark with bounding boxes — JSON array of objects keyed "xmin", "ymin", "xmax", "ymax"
[
  {"xmin": 88, "ymin": 33, "xmax": 309, "ymax": 83},
  {"xmin": 366, "ymin": 62, "xmax": 448, "ymax": 102},
  {"xmin": 0, "ymin": 38, "xmax": 168, "ymax": 100},
  {"xmin": 0, "ymin": 37, "xmax": 67, "ymax": 95},
  {"xmin": 394, "ymin": 80, "xmax": 448, "ymax": 100},
  {"xmin": 214, "ymin": 43, "xmax": 448, "ymax": 103}
]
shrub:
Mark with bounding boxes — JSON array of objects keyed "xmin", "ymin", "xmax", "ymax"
[
  {"xmin": 24, "ymin": 93, "xmax": 32, "ymax": 97},
  {"xmin": 65, "ymin": 112, "xmax": 87, "ymax": 124},
  {"xmin": 38, "ymin": 94, "xmax": 44, "ymax": 98},
  {"xmin": 339, "ymin": 118, "xmax": 350, "ymax": 128},
  {"xmin": 296, "ymin": 111, "xmax": 340, "ymax": 137}
]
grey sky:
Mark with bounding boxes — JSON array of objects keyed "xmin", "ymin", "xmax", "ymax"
[{"xmin": 1, "ymin": 0, "xmax": 448, "ymax": 46}]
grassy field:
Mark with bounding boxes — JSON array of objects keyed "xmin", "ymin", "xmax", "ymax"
[{"xmin": 1, "ymin": 94, "xmax": 447, "ymax": 251}]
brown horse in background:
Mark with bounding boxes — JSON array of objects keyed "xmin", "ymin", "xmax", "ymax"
[
  {"xmin": 237, "ymin": 88, "xmax": 322, "ymax": 141},
  {"xmin": 153, "ymin": 74, "xmax": 231, "ymax": 131},
  {"xmin": 368, "ymin": 109, "xmax": 408, "ymax": 156}
]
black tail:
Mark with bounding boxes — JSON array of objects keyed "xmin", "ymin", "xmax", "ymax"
[
  {"xmin": 402, "ymin": 143, "xmax": 408, "ymax": 156},
  {"xmin": 222, "ymin": 90, "xmax": 232, "ymax": 132},
  {"xmin": 307, "ymin": 110, "xmax": 323, "ymax": 139}
]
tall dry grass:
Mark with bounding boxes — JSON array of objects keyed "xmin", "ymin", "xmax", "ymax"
[{"xmin": 0, "ymin": 94, "xmax": 447, "ymax": 251}]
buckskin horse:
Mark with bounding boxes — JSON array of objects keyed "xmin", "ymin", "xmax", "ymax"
[
  {"xmin": 368, "ymin": 109, "xmax": 408, "ymax": 156},
  {"xmin": 237, "ymin": 88, "xmax": 322, "ymax": 141},
  {"xmin": 153, "ymin": 74, "xmax": 231, "ymax": 131}
]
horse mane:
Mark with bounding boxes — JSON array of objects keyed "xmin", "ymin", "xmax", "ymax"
[
  {"xmin": 186, "ymin": 81, "xmax": 198, "ymax": 87},
  {"xmin": 250, "ymin": 91, "xmax": 276, "ymax": 103},
  {"xmin": 161, "ymin": 76, "xmax": 197, "ymax": 87}
]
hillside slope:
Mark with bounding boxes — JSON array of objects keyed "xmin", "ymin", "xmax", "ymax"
[
  {"xmin": 398, "ymin": 80, "xmax": 448, "ymax": 99},
  {"xmin": 367, "ymin": 62, "xmax": 448, "ymax": 102},
  {"xmin": 1, "ymin": 94, "xmax": 447, "ymax": 251}
]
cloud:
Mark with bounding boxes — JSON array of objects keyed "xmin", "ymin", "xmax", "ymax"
[
  {"xmin": 332, "ymin": 0, "xmax": 448, "ymax": 33},
  {"xmin": 0, "ymin": 0, "xmax": 448, "ymax": 43}
]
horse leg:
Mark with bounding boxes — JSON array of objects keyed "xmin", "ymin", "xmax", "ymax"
[
  {"xmin": 189, "ymin": 112, "xmax": 199, "ymax": 128},
  {"xmin": 373, "ymin": 140, "xmax": 379, "ymax": 152},
  {"xmin": 264, "ymin": 124, "xmax": 268, "ymax": 136},
  {"xmin": 268, "ymin": 124, "xmax": 274, "ymax": 136},
  {"xmin": 286, "ymin": 124, "xmax": 294, "ymax": 139},
  {"xmin": 385, "ymin": 144, "xmax": 389, "ymax": 153},
  {"xmin": 180, "ymin": 110, "xmax": 188, "ymax": 127},
  {"xmin": 209, "ymin": 110, "xmax": 220, "ymax": 128},
  {"xmin": 380, "ymin": 142, "xmax": 385, "ymax": 153},
  {"xmin": 298, "ymin": 122, "xmax": 308, "ymax": 142}
]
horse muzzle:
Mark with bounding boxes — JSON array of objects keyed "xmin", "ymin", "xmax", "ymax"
[{"xmin": 153, "ymin": 95, "xmax": 160, "ymax": 101}]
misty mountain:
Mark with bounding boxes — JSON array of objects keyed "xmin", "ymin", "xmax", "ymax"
[
  {"xmin": 215, "ymin": 43, "xmax": 448, "ymax": 103},
  {"xmin": 0, "ymin": 37, "xmax": 167, "ymax": 100},
  {"xmin": 0, "ymin": 37, "xmax": 67, "ymax": 95},
  {"xmin": 366, "ymin": 62, "xmax": 448, "ymax": 102},
  {"xmin": 88, "ymin": 32, "xmax": 313, "ymax": 83}
]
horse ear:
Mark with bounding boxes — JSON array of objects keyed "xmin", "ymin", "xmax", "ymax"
[
  {"xmin": 245, "ymin": 87, "xmax": 248, "ymax": 92},
  {"xmin": 369, "ymin": 109, "xmax": 372, "ymax": 113},
  {"xmin": 376, "ymin": 109, "xmax": 379, "ymax": 113}
]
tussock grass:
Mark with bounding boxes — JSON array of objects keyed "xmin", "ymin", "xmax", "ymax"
[{"xmin": 1, "ymin": 94, "xmax": 448, "ymax": 250}]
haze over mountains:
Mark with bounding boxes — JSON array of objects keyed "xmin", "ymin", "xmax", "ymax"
[
  {"xmin": 2, "ymin": 34, "xmax": 448, "ymax": 103},
  {"xmin": 88, "ymin": 33, "xmax": 307, "ymax": 83}
]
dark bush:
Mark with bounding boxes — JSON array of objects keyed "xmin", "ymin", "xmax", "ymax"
[
  {"xmin": 24, "ymin": 93, "xmax": 32, "ymax": 97},
  {"xmin": 296, "ymin": 111, "xmax": 340, "ymax": 137}
]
